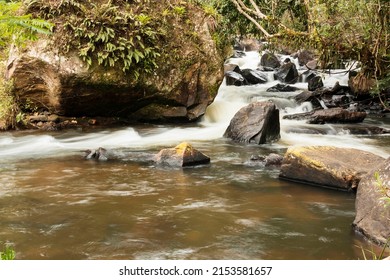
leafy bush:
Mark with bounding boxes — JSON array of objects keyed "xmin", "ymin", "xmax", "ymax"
[
  {"xmin": 0, "ymin": 243, "xmax": 15, "ymax": 260},
  {"xmin": 0, "ymin": 64, "xmax": 17, "ymax": 130},
  {"xmin": 26, "ymin": 0, "xmax": 162, "ymax": 79},
  {"xmin": 0, "ymin": 0, "xmax": 53, "ymax": 48}
]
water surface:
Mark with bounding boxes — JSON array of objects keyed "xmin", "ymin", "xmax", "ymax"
[{"xmin": 1, "ymin": 52, "xmax": 389, "ymax": 259}]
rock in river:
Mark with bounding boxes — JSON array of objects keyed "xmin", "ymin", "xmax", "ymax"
[
  {"xmin": 224, "ymin": 101, "xmax": 280, "ymax": 144},
  {"xmin": 279, "ymin": 146, "xmax": 385, "ymax": 191},
  {"xmin": 154, "ymin": 142, "xmax": 210, "ymax": 167},
  {"xmin": 353, "ymin": 157, "xmax": 390, "ymax": 245},
  {"xmin": 283, "ymin": 107, "xmax": 367, "ymax": 124}
]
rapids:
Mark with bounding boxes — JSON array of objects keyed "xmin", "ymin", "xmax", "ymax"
[{"xmin": 0, "ymin": 51, "xmax": 389, "ymax": 259}]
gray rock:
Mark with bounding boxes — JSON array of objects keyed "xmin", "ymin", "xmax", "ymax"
[
  {"xmin": 308, "ymin": 75, "xmax": 324, "ymax": 91},
  {"xmin": 274, "ymin": 62, "xmax": 299, "ymax": 84},
  {"xmin": 259, "ymin": 52, "xmax": 281, "ymax": 70},
  {"xmin": 84, "ymin": 147, "xmax": 109, "ymax": 161},
  {"xmin": 353, "ymin": 157, "xmax": 390, "ymax": 245},
  {"xmin": 224, "ymin": 101, "xmax": 280, "ymax": 144},
  {"xmin": 241, "ymin": 69, "xmax": 268, "ymax": 85},
  {"xmin": 225, "ymin": 71, "xmax": 246, "ymax": 86}
]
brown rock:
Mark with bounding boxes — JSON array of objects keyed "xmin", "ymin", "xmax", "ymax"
[
  {"xmin": 283, "ymin": 107, "xmax": 367, "ymax": 124},
  {"xmin": 154, "ymin": 142, "xmax": 210, "ymax": 167},
  {"xmin": 279, "ymin": 146, "xmax": 385, "ymax": 191},
  {"xmin": 6, "ymin": 2, "xmax": 224, "ymax": 122},
  {"xmin": 308, "ymin": 108, "xmax": 366, "ymax": 124},
  {"xmin": 353, "ymin": 157, "xmax": 390, "ymax": 245}
]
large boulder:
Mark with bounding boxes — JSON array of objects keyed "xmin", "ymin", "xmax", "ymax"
[
  {"xmin": 353, "ymin": 157, "xmax": 390, "ymax": 245},
  {"xmin": 6, "ymin": 1, "xmax": 224, "ymax": 123},
  {"xmin": 223, "ymin": 101, "xmax": 280, "ymax": 144},
  {"xmin": 279, "ymin": 146, "xmax": 385, "ymax": 191},
  {"xmin": 154, "ymin": 142, "xmax": 210, "ymax": 167}
]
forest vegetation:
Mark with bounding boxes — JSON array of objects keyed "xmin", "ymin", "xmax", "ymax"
[{"xmin": 0, "ymin": 0, "xmax": 389, "ymax": 129}]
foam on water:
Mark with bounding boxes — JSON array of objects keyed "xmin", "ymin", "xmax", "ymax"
[{"xmin": 0, "ymin": 51, "xmax": 389, "ymax": 161}]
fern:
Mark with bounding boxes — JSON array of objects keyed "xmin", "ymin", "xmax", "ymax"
[
  {"xmin": 0, "ymin": 0, "xmax": 53, "ymax": 47},
  {"xmin": 27, "ymin": 0, "xmax": 161, "ymax": 79}
]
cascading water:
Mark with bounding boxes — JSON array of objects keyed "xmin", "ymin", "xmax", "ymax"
[
  {"xmin": 204, "ymin": 51, "xmax": 390, "ymax": 157},
  {"xmin": 1, "ymin": 51, "xmax": 389, "ymax": 161},
  {"xmin": 0, "ymin": 51, "xmax": 389, "ymax": 260}
]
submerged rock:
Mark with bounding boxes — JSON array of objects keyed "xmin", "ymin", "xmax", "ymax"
[
  {"xmin": 353, "ymin": 157, "xmax": 390, "ymax": 245},
  {"xmin": 249, "ymin": 153, "xmax": 284, "ymax": 167},
  {"xmin": 224, "ymin": 101, "xmax": 280, "ymax": 144},
  {"xmin": 84, "ymin": 147, "xmax": 109, "ymax": 161},
  {"xmin": 279, "ymin": 146, "xmax": 385, "ymax": 191},
  {"xmin": 154, "ymin": 142, "xmax": 210, "ymax": 167}
]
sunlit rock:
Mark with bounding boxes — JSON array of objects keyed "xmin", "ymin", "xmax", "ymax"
[
  {"xmin": 224, "ymin": 101, "xmax": 280, "ymax": 144},
  {"xmin": 279, "ymin": 146, "xmax": 385, "ymax": 191},
  {"xmin": 154, "ymin": 142, "xmax": 210, "ymax": 167},
  {"xmin": 353, "ymin": 157, "xmax": 390, "ymax": 245}
]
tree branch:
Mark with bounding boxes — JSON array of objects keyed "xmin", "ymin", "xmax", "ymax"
[{"xmin": 231, "ymin": 0, "xmax": 271, "ymax": 38}]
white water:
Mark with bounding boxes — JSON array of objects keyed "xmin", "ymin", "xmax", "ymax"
[{"xmin": 0, "ymin": 51, "xmax": 389, "ymax": 162}]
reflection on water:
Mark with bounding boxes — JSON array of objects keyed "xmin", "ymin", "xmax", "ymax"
[
  {"xmin": 1, "ymin": 51, "xmax": 389, "ymax": 259},
  {"xmin": 0, "ymin": 141, "xmax": 386, "ymax": 260}
]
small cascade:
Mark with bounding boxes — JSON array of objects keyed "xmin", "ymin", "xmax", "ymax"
[
  {"xmin": 202, "ymin": 51, "xmax": 390, "ymax": 156},
  {"xmin": 0, "ymin": 51, "xmax": 389, "ymax": 162}
]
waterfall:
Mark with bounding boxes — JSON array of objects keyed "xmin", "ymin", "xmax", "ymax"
[
  {"xmin": 0, "ymin": 51, "xmax": 389, "ymax": 162},
  {"xmin": 202, "ymin": 51, "xmax": 390, "ymax": 156}
]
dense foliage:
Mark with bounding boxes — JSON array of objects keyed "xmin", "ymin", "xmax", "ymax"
[
  {"xmin": 0, "ymin": 0, "xmax": 53, "ymax": 51},
  {"xmin": 25, "ymin": 0, "xmax": 162, "ymax": 79},
  {"xmin": 0, "ymin": 0, "xmax": 53, "ymax": 129},
  {"xmin": 214, "ymin": 0, "xmax": 389, "ymax": 96}
]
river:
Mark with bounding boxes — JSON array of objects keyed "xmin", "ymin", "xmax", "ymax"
[{"xmin": 0, "ymin": 52, "xmax": 389, "ymax": 259}]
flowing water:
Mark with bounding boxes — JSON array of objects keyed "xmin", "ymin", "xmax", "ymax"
[{"xmin": 1, "ymin": 52, "xmax": 389, "ymax": 259}]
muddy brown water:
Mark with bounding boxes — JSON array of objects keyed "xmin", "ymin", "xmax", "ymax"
[
  {"xmin": 0, "ymin": 134, "xmax": 388, "ymax": 259},
  {"xmin": 1, "ymin": 51, "xmax": 389, "ymax": 259}
]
